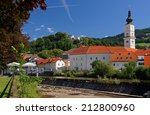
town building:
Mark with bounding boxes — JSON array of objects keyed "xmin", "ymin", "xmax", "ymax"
[{"xmin": 36, "ymin": 57, "xmax": 66, "ymax": 74}]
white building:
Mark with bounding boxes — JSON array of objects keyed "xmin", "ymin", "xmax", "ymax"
[
  {"xmin": 67, "ymin": 46, "xmax": 138, "ymax": 71},
  {"xmin": 36, "ymin": 57, "xmax": 65, "ymax": 74}
]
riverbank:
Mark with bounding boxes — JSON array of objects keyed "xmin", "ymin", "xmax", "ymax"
[
  {"xmin": 39, "ymin": 85, "xmax": 140, "ymax": 98},
  {"xmin": 41, "ymin": 77, "xmax": 150, "ymax": 97}
]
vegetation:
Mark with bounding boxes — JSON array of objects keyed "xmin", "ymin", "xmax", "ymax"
[
  {"xmin": 30, "ymin": 28, "xmax": 150, "ymax": 56},
  {"xmin": 0, "ymin": 77, "xmax": 12, "ymax": 97},
  {"xmin": 38, "ymin": 49, "xmax": 64, "ymax": 59},
  {"xmin": 11, "ymin": 43, "xmax": 42, "ymax": 98},
  {"xmin": 136, "ymin": 43, "xmax": 150, "ymax": 49},
  {"xmin": 122, "ymin": 61, "xmax": 137, "ymax": 79},
  {"xmin": 0, "ymin": 0, "xmax": 47, "ymax": 74},
  {"xmin": 47, "ymin": 61, "xmax": 150, "ymax": 81},
  {"xmin": 92, "ymin": 60, "xmax": 115, "ymax": 78}
]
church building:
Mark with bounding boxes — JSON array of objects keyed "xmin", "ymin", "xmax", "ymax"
[{"xmin": 64, "ymin": 10, "xmax": 150, "ymax": 71}]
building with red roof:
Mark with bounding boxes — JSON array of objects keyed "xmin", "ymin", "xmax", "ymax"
[
  {"xmin": 64, "ymin": 10, "xmax": 150, "ymax": 71},
  {"xmin": 36, "ymin": 57, "xmax": 66, "ymax": 73}
]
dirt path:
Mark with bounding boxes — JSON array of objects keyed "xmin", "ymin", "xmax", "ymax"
[{"xmin": 39, "ymin": 85, "xmax": 134, "ymax": 98}]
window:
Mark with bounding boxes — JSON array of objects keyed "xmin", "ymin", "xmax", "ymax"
[
  {"xmin": 126, "ymin": 33, "xmax": 129, "ymax": 36},
  {"xmin": 126, "ymin": 57, "xmax": 128, "ymax": 59},
  {"xmin": 81, "ymin": 63, "xmax": 82, "ymax": 66},
  {"xmin": 130, "ymin": 57, "xmax": 132, "ymax": 59},
  {"xmin": 76, "ymin": 57, "xmax": 77, "ymax": 60},
  {"xmin": 126, "ymin": 41, "xmax": 129, "ymax": 43},
  {"xmin": 96, "ymin": 57, "xmax": 98, "ymax": 60},
  {"xmin": 90, "ymin": 57, "xmax": 92, "ymax": 60},
  {"xmin": 81, "ymin": 57, "xmax": 82, "ymax": 60},
  {"xmin": 128, "ymin": 53, "xmax": 130, "ymax": 55},
  {"xmin": 119, "ymin": 53, "xmax": 121, "ymax": 55},
  {"xmin": 103, "ymin": 57, "xmax": 105, "ymax": 60},
  {"xmin": 113, "ymin": 63, "xmax": 115, "ymax": 66},
  {"xmin": 139, "ymin": 62, "xmax": 144, "ymax": 65},
  {"xmin": 120, "ymin": 57, "xmax": 122, "ymax": 59}
]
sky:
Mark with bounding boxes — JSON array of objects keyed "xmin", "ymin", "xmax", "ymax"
[{"xmin": 22, "ymin": 0, "xmax": 150, "ymax": 40}]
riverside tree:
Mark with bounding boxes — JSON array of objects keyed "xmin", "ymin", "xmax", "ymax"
[{"xmin": 91, "ymin": 60, "xmax": 115, "ymax": 78}]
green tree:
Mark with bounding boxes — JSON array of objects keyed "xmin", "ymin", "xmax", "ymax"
[
  {"xmin": 38, "ymin": 49, "xmax": 64, "ymax": 59},
  {"xmin": 92, "ymin": 60, "xmax": 115, "ymax": 78},
  {"xmin": 122, "ymin": 61, "xmax": 136, "ymax": 79}
]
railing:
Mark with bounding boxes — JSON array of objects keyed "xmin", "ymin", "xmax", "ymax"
[{"xmin": 0, "ymin": 77, "xmax": 14, "ymax": 98}]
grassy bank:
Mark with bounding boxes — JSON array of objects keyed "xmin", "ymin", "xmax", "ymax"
[
  {"xmin": 0, "ymin": 76, "xmax": 41, "ymax": 98},
  {"xmin": 0, "ymin": 77, "xmax": 12, "ymax": 97}
]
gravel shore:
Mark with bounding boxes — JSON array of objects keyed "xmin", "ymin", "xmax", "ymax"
[{"xmin": 39, "ymin": 85, "xmax": 134, "ymax": 98}]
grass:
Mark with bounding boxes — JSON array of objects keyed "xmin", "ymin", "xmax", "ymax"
[
  {"xmin": 16, "ymin": 75, "xmax": 41, "ymax": 98},
  {"xmin": 136, "ymin": 43, "xmax": 150, "ymax": 47},
  {"xmin": 0, "ymin": 77, "xmax": 12, "ymax": 97},
  {"xmin": 0, "ymin": 76, "xmax": 41, "ymax": 98}
]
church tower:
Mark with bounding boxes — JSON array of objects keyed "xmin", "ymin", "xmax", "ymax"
[{"xmin": 124, "ymin": 10, "xmax": 136, "ymax": 49}]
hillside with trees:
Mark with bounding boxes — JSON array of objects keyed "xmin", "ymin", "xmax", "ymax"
[{"xmin": 30, "ymin": 28, "xmax": 150, "ymax": 58}]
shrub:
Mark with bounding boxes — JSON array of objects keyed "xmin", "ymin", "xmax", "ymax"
[
  {"xmin": 135, "ymin": 67, "xmax": 150, "ymax": 80},
  {"xmin": 122, "ymin": 61, "xmax": 136, "ymax": 79},
  {"xmin": 92, "ymin": 60, "xmax": 115, "ymax": 78},
  {"xmin": 53, "ymin": 71, "xmax": 64, "ymax": 76},
  {"xmin": 64, "ymin": 71, "xmax": 75, "ymax": 77}
]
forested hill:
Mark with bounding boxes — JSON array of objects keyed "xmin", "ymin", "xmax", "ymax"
[
  {"xmin": 30, "ymin": 28, "xmax": 150, "ymax": 54},
  {"xmin": 103, "ymin": 27, "xmax": 150, "ymax": 42}
]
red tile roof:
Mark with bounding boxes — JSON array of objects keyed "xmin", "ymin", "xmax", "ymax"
[
  {"xmin": 69, "ymin": 46, "xmax": 89, "ymax": 55},
  {"xmin": 110, "ymin": 52, "xmax": 138, "ymax": 62},
  {"xmin": 67, "ymin": 46, "xmax": 138, "ymax": 55},
  {"xmin": 21, "ymin": 53, "xmax": 40, "ymax": 60},
  {"xmin": 107, "ymin": 46, "xmax": 128, "ymax": 53},
  {"xmin": 87, "ymin": 46, "xmax": 110, "ymax": 54},
  {"xmin": 36, "ymin": 57, "xmax": 62, "ymax": 65},
  {"xmin": 144, "ymin": 55, "xmax": 150, "ymax": 67},
  {"xmin": 135, "ymin": 49, "xmax": 150, "ymax": 56}
]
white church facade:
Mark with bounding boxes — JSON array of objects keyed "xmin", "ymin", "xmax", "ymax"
[{"xmin": 65, "ymin": 10, "xmax": 150, "ymax": 71}]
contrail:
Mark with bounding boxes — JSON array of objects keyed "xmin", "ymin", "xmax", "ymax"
[
  {"xmin": 61, "ymin": 0, "xmax": 74, "ymax": 22},
  {"xmin": 47, "ymin": 5, "xmax": 78, "ymax": 9}
]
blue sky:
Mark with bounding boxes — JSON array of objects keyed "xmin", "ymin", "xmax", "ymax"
[{"xmin": 22, "ymin": 0, "xmax": 150, "ymax": 40}]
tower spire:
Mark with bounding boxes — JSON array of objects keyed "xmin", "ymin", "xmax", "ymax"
[{"xmin": 126, "ymin": 9, "xmax": 133, "ymax": 24}]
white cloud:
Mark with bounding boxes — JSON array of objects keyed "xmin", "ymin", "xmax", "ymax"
[
  {"xmin": 41, "ymin": 25, "xmax": 45, "ymax": 28},
  {"xmin": 35, "ymin": 28, "xmax": 41, "ymax": 31},
  {"xmin": 47, "ymin": 28, "xmax": 54, "ymax": 33}
]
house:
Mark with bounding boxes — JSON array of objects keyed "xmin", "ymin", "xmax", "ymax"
[
  {"xmin": 36, "ymin": 57, "xmax": 65, "ymax": 74},
  {"xmin": 21, "ymin": 53, "xmax": 41, "ymax": 62}
]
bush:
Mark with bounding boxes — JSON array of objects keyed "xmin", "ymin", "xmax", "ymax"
[
  {"xmin": 53, "ymin": 71, "xmax": 64, "ymax": 76},
  {"xmin": 92, "ymin": 60, "xmax": 115, "ymax": 78},
  {"xmin": 122, "ymin": 61, "xmax": 136, "ymax": 79},
  {"xmin": 135, "ymin": 67, "xmax": 150, "ymax": 80},
  {"xmin": 64, "ymin": 71, "xmax": 75, "ymax": 77},
  {"xmin": 112, "ymin": 70, "xmax": 124, "ymax": 79}
]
